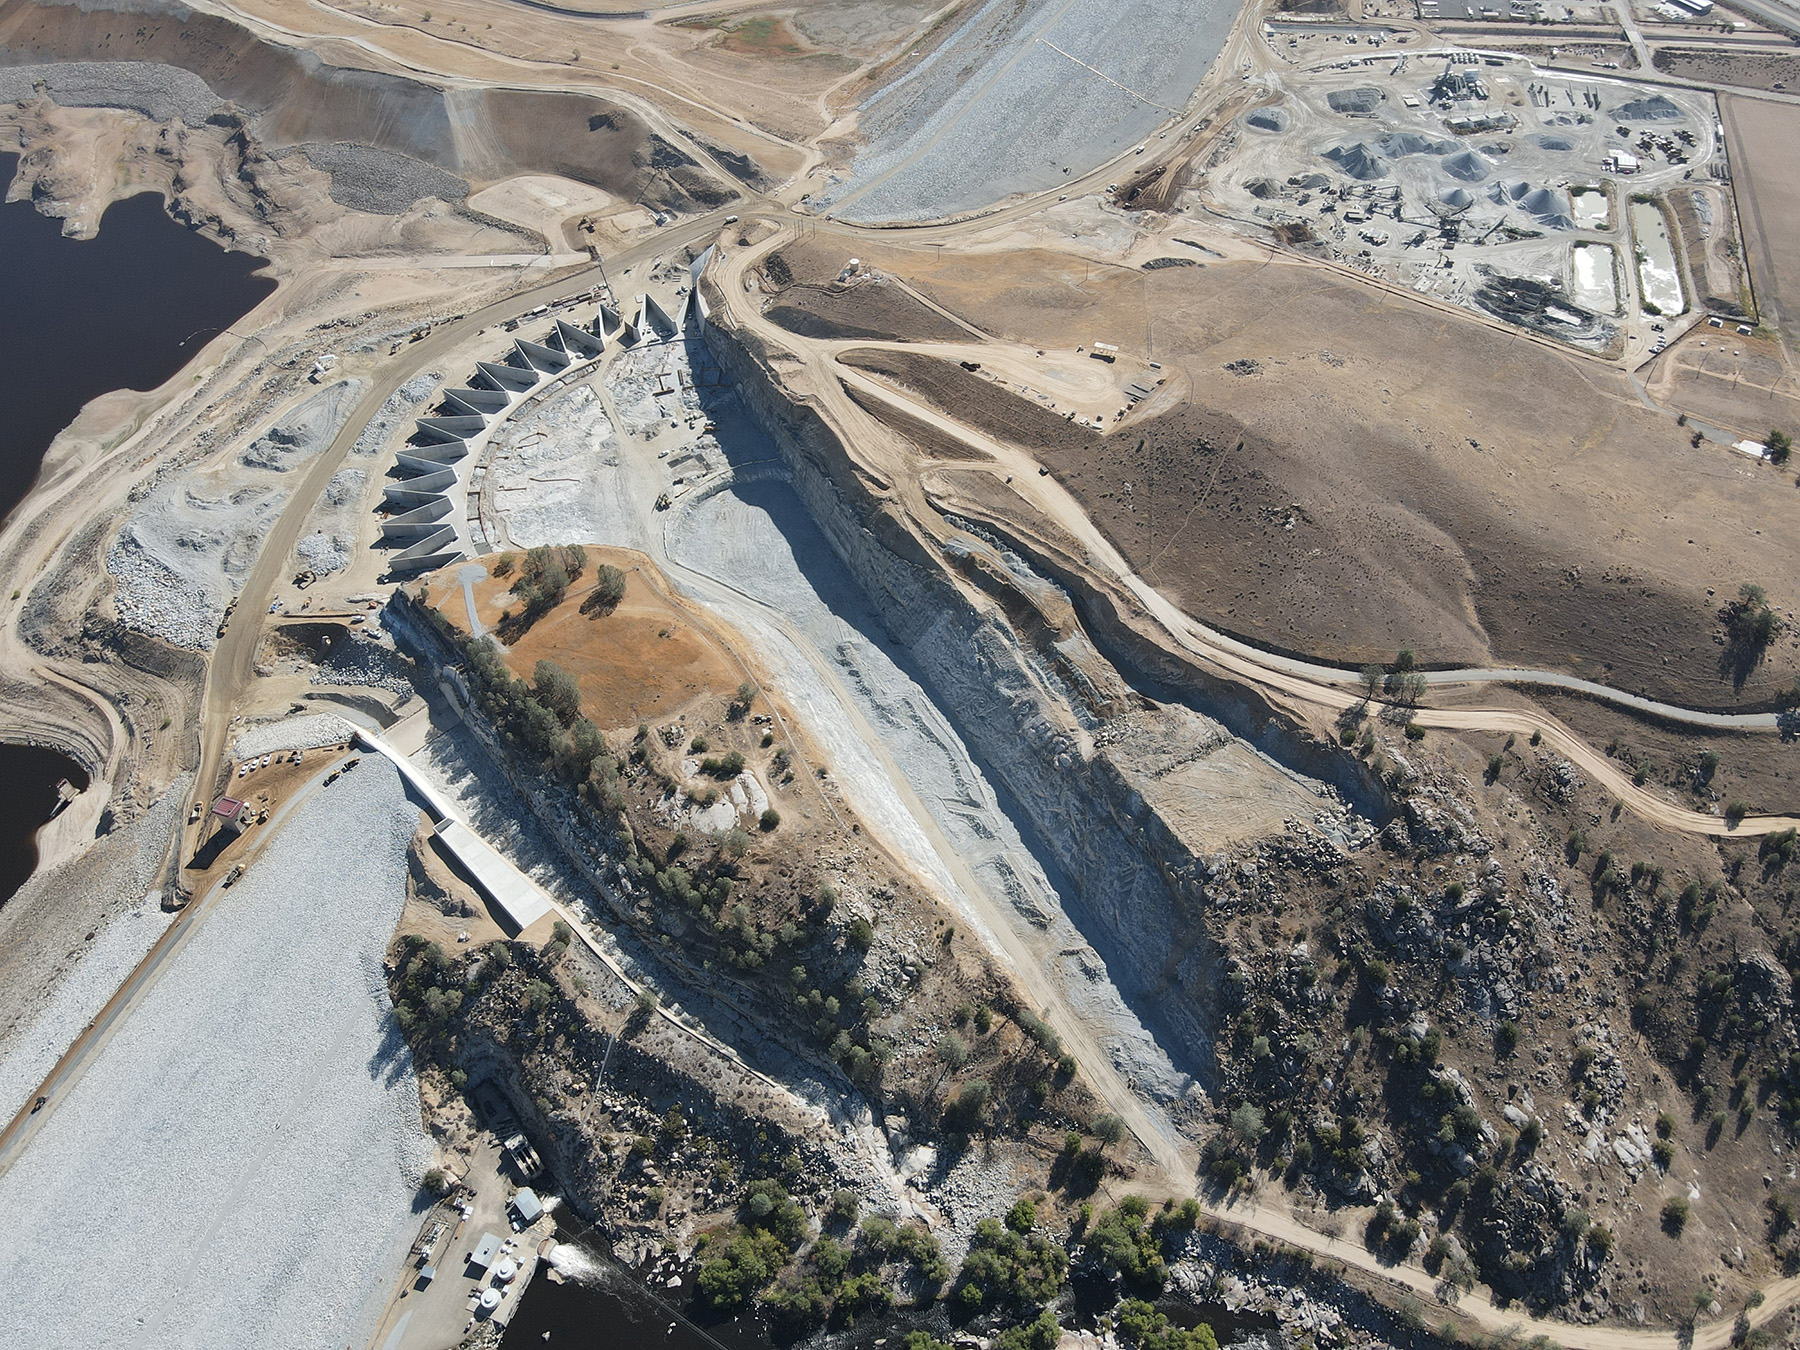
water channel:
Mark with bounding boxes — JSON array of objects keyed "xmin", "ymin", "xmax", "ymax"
[
  {"xmin": 0, "ymin": 151, "xmax": 276, "ymax": 527},
  {"xmin": 1629, "ymin": 198, "xmax": 1684, "ymax": 316},
  {"xmin": 0, "ymin": 744, "xmax": 89, "ymax": 906},
  {"xmin": 0, "ymin": 152, "xmax": 273, "ymax": 902}
]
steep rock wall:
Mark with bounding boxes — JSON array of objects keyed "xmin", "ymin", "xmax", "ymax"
[{"xmin": 702, "ymin": 307, "xmax": 1242, "ymax": 1095}]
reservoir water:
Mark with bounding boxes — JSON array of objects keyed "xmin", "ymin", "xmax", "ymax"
[
  {"xmin": 0, "ymin": 152, "xmax": 276, "ymax": 527},
  {"xmin": 0, "ymin": 744, "xmax": 89, "ymax": 905}
]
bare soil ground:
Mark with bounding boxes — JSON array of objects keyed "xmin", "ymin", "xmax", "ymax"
[
  {"xmin": 766, "ymin": 279, "xmax": 968, "ymax": 342},
  {"xmin": 1654, "ymin": 47, "xmax": 1800, "ymax": 92},
  {"xmin": 801, "ymin": 242, "xmax": 1800, "ymax": 709},
  {"xmin": 0, "ymin": 0, "xmax": 737, "ymax": 209},
  {"xmin": 1720, "ymin": 93, "xmax": 1800, "ymax": 343},
  {"xmin": 422, "ymin": 549, "xmax": 743, "ymax": 736},
  {"xmin": 1525, "ymin": 688, "xmax": 1800, "ymax": 818}
]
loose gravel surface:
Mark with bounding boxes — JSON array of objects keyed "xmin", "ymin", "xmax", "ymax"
[
  {"xmin": 310, "ymin": 631, "xmax": 418, "ymax": 694},
  {"xmin": 490, "ymin": 384, "xmax": 621, "ymax": 546},
  {"xmin": 297, "ymin": 142, "xmax": 470, "ymax": 214},
  {"xmin": 0, "ymin": 786, "xmax": 186, "ymax": 1125},
  {"xmin": 819, "ymin": 0, "xmax": 1237, "ymax": 222},
  {"xmin": 353, "ymin": 372, "xmax": 441, "ymax": 458},
  {"xmin": 0, "ymin": 61, "xmax": 224, "ymax": 126},
  {"xmin": 0, "ymin": 759, "xmax": 431, "ymax": 1350},
  {"xmin": 230, "ymin": 712, "xmax": 357, "ymax": 761},
  {"xmin": 108, "ymin": 382, "xmax": 364, "ymax": 650}
]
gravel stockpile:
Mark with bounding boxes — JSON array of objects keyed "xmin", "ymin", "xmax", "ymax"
[
  {"xmin": 821, "ymin": 0, "xmax": 1235, "ymax": 222},
  {"xmin": 0, "ymin": 760, "xmax": 431, "ymax": 1350},
  {"xmin": 1326, "ymin": 86, "xmax": 1382, "ymax": 114},
  {"xmin": 1244, "ymin": 107, "xmax": 1289, "ymax": 133},
  {"xmin": 353, "ymin": 374, "xmax": 440, "ymax": 458},
  {"xmin": 109, "ymin": 383, "xmax": 363, "ymax": 649},
  {"xmin": 239, "ymin": 380, "xmax": 363, "ymax": 473},
  {"xmin": 297, "ymin": 530, "xmax": 351, "ymax": 575},
  {"xmin": 1442, "ymin": 149, "xmax": 1494, "ymax": 183},
  {"xmin": 230, "ymin": 713, "xmax": 356, "ymax": 761},
  {"xmin": 0, "ymin": 61, "xmax": 224, "ymax": 126},
  {"xmin": 0, "ymin": 786, "xmax": 186, "ymax": 1126},
  {"xmin": 298, "ymin": 142, "xmax": 470, "ymax": 214},
  {"xmin": 106, "ymin": 485, "xmax": 282, "ymax": 652},
  {"xmin": 311, "ymin": 632, "xmax": 416, "ymax": 694},
  {"xmin": 1322, "ymin": 141, "xmax": 1388, "ymax": 181}
]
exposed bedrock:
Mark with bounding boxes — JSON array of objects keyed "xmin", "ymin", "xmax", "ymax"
[{"xmin": 702, "ymin": 304, "xmax": 1389, "ymax": 1106}]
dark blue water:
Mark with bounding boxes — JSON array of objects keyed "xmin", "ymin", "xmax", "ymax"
[
  {"xmin": 0, "ymin": 744, "xmax": 89, "ymax": 904},
  {"xmin": 0, "ymin": 151, "xmax": 275, "ymax": 526}
]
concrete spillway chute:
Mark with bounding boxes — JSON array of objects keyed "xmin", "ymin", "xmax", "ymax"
[
  {"xmin": 379, "ymin": 497, "xmax": 453, "ymax": 541},
  {"xmin": 635, "ymin": 292, "xmax": 679, "ymax": 343},
  {"xmin": 383, "ymin": 468, "xmax": 457, "ymax": 499},
  {"xmin": 475, "ymin": 361, "xmax": 538, "ymax": 394},
  {"xmin": 681, "ymin": 285, "xmax": 709, "ymax": 336},
  {"xmin": 444, "ymin": 386, "xmax": 510, "ymax": 415},
  {"xmin": 599, "ymin": 304, "xmax": 638, "ymax": 347},
  {"xmin": 514, "ymin": 338, "xmax": 572, "ymax": 375},
  {"xmin": 396, "ymin": 447, "xmax": 468, "ymax": 475},
  {"xmin": 554, "ymin": 319, "xmax": 605, "ymax": 359},
  {"xmin": 415, "ymin": 415, "xmax": 487, "ymax": 443}
]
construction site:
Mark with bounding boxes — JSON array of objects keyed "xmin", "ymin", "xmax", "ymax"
[{"xmin": 0, "ymin": 0, "xmax": 1798, "ymax": 1348}]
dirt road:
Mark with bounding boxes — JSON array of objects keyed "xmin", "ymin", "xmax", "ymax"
[{"xmin": 181, "ymin": 206, "xmax": 741, "ymax": 874}]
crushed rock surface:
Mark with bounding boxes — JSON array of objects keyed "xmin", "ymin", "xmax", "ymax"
[
  {"xmin": 0, "ymin": 758, "xmax": 431, "ymax": 1350},
  {"xmin": 0, "ymin": 785, "xmax": 186, "ymax": 1124},
  {"xmin": 353, "ymin": 372, "xmax": 440, "ymax": 458},
  {"xmin": 107, "ymin": 381, "xmax": 362, "ymax": 649},
  {"xmin": 0, "ymin": 61, "xmax": 223, "ymax": 126},
  {"xmin": 230, "ymin": 712, "xmax": 357, "ymax": 761}
]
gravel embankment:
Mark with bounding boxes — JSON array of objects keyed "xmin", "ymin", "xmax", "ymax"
[
  {"xmin": 311, "ymin": 632, "xmax": 417, "ymax": 694},
  {"xmin": 107, "ymin": 382, "xmax": 364, "ymax": 650},
  {"xmin": 230, "ymin": 712, "xmax": 357, "ymax": 762},
  {"xmin": 0, "ymin": 61, "xmax": 223, "ymax": 127},
  {"xmin": 0, "ymin": 786, "xmax": 186, "ymax": 1125},
  {"xmin": 821, "ymin": 0, "xmax": 1233, "ymax": 222},
  {"xmin": 0, "ymin": 759, "xmax": 431, "ymax": 1350},
  {"xmin": 353, "ymin": 373, "xmax": 441, "ymax": 458},
  {"xmin": 297, "ymin": 142, "xmax": 470, "ymax": 215}
]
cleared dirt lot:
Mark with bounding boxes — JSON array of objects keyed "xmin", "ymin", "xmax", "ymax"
[
  {"xmin": 781, "ymin": 240, "xmax": 1800, "ymax": 708},
  {"xmin": 1721, "ymin": 93, "xmax": 1800, "ymax": 343},
  {"xmin": 424, "ymin": 549, "xmax": 745, "ymax": 735}
]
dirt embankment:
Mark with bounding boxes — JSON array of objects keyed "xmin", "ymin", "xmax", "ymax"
[
  {"xmin": 0, "ymin": 0, "xmax": 740, "ymax": 213},
  {"xmin": 856, "ymin": 251, "xmax": 1800, "ymax": 711}
]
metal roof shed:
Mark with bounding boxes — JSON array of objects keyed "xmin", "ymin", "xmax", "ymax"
[
  {"xmin": 512, "ymin": 1188, "xmax": 544, "ymax": 1225},
  {"xmin": 470, "ymin": 1232, "xmax": 503, "ymax": 1269}
]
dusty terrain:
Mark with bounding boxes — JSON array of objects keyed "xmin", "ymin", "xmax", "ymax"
[
  {"xmin": 1719, "ymin": 94, "xmax": 1800, "ymax": 345},
  {"xmin": 5, "ymin": 2, "xmax": 1800, "ymax": 1349},
  {"xmin": 776, "ymin": 239, "xmax": 1800, "ymax": 710}
]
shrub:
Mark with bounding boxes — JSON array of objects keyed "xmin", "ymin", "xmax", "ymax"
[
  {"xmin": 945, "ymin": 1080, "xmax": 991, "ymax": 1131},
  {"xmin": 759, "ymin": 807, "xmax": 781, "ymax": 832},
  {"xmin": 1083, "ymin": 1201, "xmax": 1168, "ymax": 1291},
  {"xmin": 955, "ymin": 1217, "xmax": 1067, "ymax": 1310},
  {"xmin": 581, "ymin": 563, "xmax": 628, "ymax": 616},
  {"xmin": 846, "ymin": 917, "xmax": 874, "ymax": 952},
  {"xmin": 1094, "ymin": 1113, "xmax": 1127, "ymax": 1147},
  {"xmin": 1116, "ymin": 1298, "xmax": 1219, "ymax": 1350},
  {"xmin": 1405, "ymin": 721, "xmax": 1426, "ymax": 741},
  {"xmin": 422, "ymin": 1167, "xmax": 449, "ymax": 1194},
  {"xmin": 937, "ymin": 1033, "xmax": 969, "ymax": 1069},
  {"xmin": 1662, "ymin": 1196, "xmax": 1691, "ymax": 1234}
]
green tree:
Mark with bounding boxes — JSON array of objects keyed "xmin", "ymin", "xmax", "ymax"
[
  {"xmin": 1766, "ymin": 429, "xmax": 1792, "ymax": 465},
  {"xmin": 581, "ymin": 563, "xmax": 628, "ymax": 616}
]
